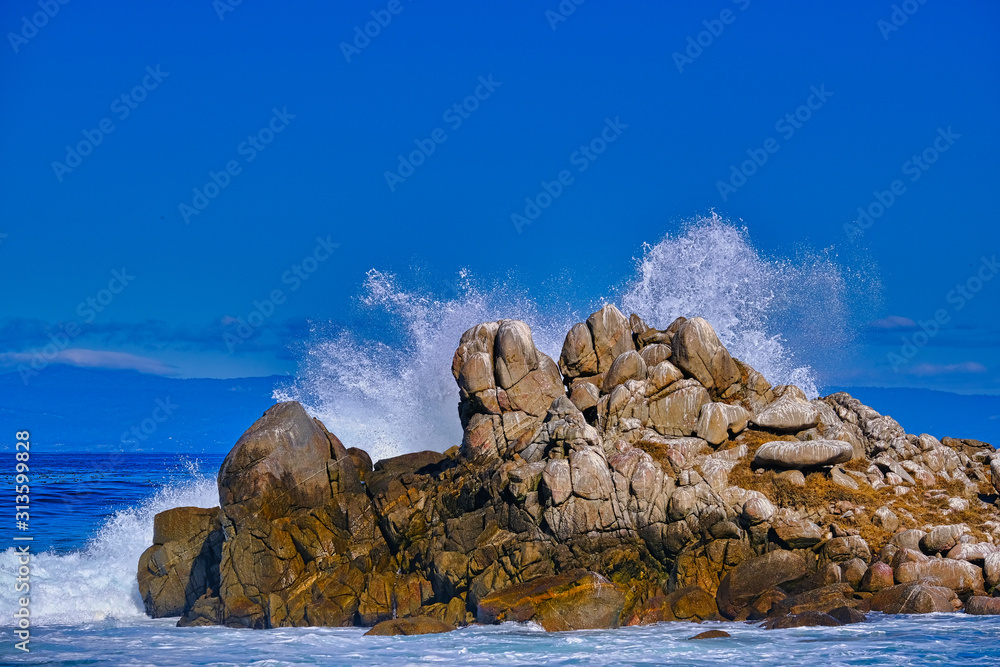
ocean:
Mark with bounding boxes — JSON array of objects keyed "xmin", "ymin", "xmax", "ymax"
[{"xmin": 3, "ymin": 452, "xmax": 1000, "ymax": 666}]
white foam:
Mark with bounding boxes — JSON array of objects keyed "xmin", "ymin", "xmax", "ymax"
[{"xmin": 0, "ymin": 461, "xmax": 218, "ymax": 626}]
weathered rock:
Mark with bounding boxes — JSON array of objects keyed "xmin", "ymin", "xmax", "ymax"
[
  {"xmin": 769, "ymin": 583, "xmax": 861, "ymax": 617},
  {"xmin": 137, "ymin": 506, "xmax": 222, "ymax": 618},
  {"xmin": 895, "ymin": 559, "xmax": 985, "ymax": 597},
  {"xmin": 830, "ymin": 465, "xmax": 859, "ymax": 490},
  {"xmin": 696, "ymin": 402, "xmax": 751, "ymax": 446},
  {"xmin": 869, "ymin": 583, "xmax": 958, "ymax": 614},
  {"xmin": 752, "ymin": 440, "xmax": 853, "ymax": 470},
  {"xmin": 828, "ymin": 606, "xmax": 867, "ymax": 624},
  {"xmin": 689, "ymin": 629, "xmax": 731, "ymax": 639},
  {"xmin": 587, "ymin": 305, "xmax": 635, "ymax": 374},
  {"xmin": 763, "ymin": 610, "xmax": 842, "ymax": 629},
  {"xmin": 872, "ymin": 507, "xmax": 899, "ymax": 534},
  {"xmin": 860, "ymin": 562, "xmax": 894, "ymax": 592},
  {"xmin": 477, "ymin": 570, "xmax": 626, "ymax": 631},
  {"xmin": 921, "ymin": 525, "xmax": 967, "ymax": 555},
  {"xmin": 966, "ymin": 596, "xmax": 1000, "ymax": 615},
  {"xmin": 753, "ymin": 394, "xmax": 820, "ymax": 433},
  {"xmin": 984, "ymin": 552, "xmax": 1000, "ymax": 589},
  {"xmin": 647, "ymin": 381, "xmax": 711, "ymax": 436},
  {"xmin": 774, "ymin": 469, "xmax": 805, "ymax": 487},
  {"xmin": 716, "ymin": 550, "xmax": 807, "ymax": 619},
  {"xmin": 770, "ymin": 519, "xmax": 823, "ymax": 549},
  {"xmin": 364, "ymin": 616, "xmax": 456, "ymax": 636},
  {"xmin": 671, "ymin": 317, "xmax": 740, "ymax": 396},
  {"xmin": 628, "ymin": 585, "xmax": 721, "ymax": 624},
  {"xmin": 602, "ymin": 351, "xmax": 647, "ymax": 394}
]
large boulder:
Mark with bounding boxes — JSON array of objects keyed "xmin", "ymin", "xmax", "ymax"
[
  {"xmin": 752, "ymin": 394, "xmax": 820, "ymax": 433},
  {"xmin": 218, "ymin": 402, "xmax": 358, "ymax": 522},
  {"xmin": 670, "ymin": 317, "xmax": 740, "ymax": 396},
  {"xmin": 752, "ymin": 440, "xmax": 853, "ymax": 470},
  {"xmin": 627, "ymin": 585, "xmax": 721, "ymax": 624},
  {"xmin": 137, "ymin": 506, "xmax": 222, "ymax": 618},
  {"xmin": 895, "ymin": 559, "xmax": 985, "ymax": 597},
  {"xmin": 869, "ymin": 583, "xmax": 958, "ymax": 614},
  {"xmin": 477, "ymin": 570, "xmax": 626, "ymax": 631},
  {"xmin": 716, "ymin": 550, "xmax": 807, "ymax": 619}
]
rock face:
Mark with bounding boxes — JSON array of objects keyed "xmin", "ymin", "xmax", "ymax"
[
  {"xmin": 137, "ymin": 507, "xmax": 222, "ymax": 618},
  {"xmin": 477, "ymin": 570, "xmax": 626, "ymax": 631},
  {"xmin": 752, "ymin": 440, "xmax": 853, "ymax": 469},
  {"xmin": 138, "ymin": 307, "xmax": 999, "ymax": 632}
]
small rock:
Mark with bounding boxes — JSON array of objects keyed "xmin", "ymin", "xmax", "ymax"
[
  {"xmin": 364, "ymin": 616, "xmax": 456, "ymax": 636},
  {"xmin": 775, "ymin": 469, "xmax": 806, "ymax": 487},
  {"xmin": 830, "ymin": 465, "xmax": 859, "ymax": 490},
  {"xmin": 828, "ymin": 606, "xmax": 867, "ymax": 624},
  {"xmin": 689, "ymin": 629, "xmax": 731, "ymax": 640},
  {"xmin": 873, "ymin": 506, "xmax": 899, "ymax": 533}
]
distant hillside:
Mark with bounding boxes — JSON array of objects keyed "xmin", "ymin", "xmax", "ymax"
[
  {"xmin": 0, "ymin": 367, "xmax": 281, "ymax": 453},
  {"xmin": 1, "ymin": 368, "xmax": 994, "ymax": 453},
  {"xmin": 826, "ymin": 386, "xmax": 998, "ymax": 445}
]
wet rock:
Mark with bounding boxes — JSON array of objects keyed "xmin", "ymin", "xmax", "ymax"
[
  {"xmin": 763, "ymin": 611, "xmax": 842, "ymax": 629},
  {"xmin": 752, "ymin": 440, "xmax": 853, "ymax": 469},
  {"xmin": 828, "ymin": 605, "xmax": 867, "ymax": 624},
  {"xmin": 689, "ymin": 629, "xmax": 731, "ymax": 640},
  {"xmin": 137, "ymin": 506, "xmax": 222, "ymax": 618},
  {"xmin": 965, "ymin": 596, "xmax": 1000, "ymax": 615},
  {"xmin": 364, "ymin": 617, "xmax": 457, "ymax": 636},
  {"xmin": 477, "ymin": 570, "xmax": 626, "ymax": 631},
  {"xmin": 769, "ymin": 583, "xmax": 860, "ymax": 617},
  {"xmin": 628, "ymin": 585, "xmax": 721, "ymax": 624},
  {"xmin": 869, "ymin": 583, "xmax": 958, "ymax": 614},
  {"xmin": 716, "ymin": 550, "xmax": 807, "ymax": 619}
]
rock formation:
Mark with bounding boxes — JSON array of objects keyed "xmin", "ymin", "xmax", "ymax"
[{"xmin": 138, "ymin": 307, "xmax": 1000, "ymax": 632}]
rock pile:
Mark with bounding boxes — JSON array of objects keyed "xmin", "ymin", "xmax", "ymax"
[{"xmin": 138, "ymin": 306, "xmax": 1000, "ymax": 632}]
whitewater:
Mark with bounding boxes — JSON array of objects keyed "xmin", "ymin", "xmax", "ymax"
[{"xmin": 4, "ymin": 215, "xmax": 936, "ymax": 665}]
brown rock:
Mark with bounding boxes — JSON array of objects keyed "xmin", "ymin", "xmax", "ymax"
[
  {"xmin": 689, "ymin": 629, "xmax": 731, "ymax": 640},
  {"xmin": 860, "ymin": 562, "xmax": 894, "ymax": 592},
  {"xmin": 364, "ymin": 616, "xmax": 456, "ymax": 636},
  {"xmin": 895, "ymin": 559, "xmax": 985, "ymax": 597},
  {"xmin": 671, "ymin": 317, "xmax": 740, "ymax": 396},
  {"xmin": 965, "ymin": 596, "xmax": 1000, "ymax": 615},
  {"xmin": 602, "ymin": 350, "xmax": 647, "ymax": 394},
  {"xmin": 828, "ymin": 605, "xmax": 867, "ymax": 624},
  {"xmin": 587, "ymin": 305, "xmax": 635, "ymax": 374},
  {"xmin": 716, "ymin": 550, "xmax": 807, "ymax": 619},
  {"xmin": 477, "ymin": 570, "xmax": 626, "ymax": 631},
  {"xmin": 869, "ymin": 583, "xmax": 958, "ymax": 614},
  {"xmin": 763, "ymin": 610, "xmax": 842, "ymax": 629},
  {"xmin": 770, "ymin": 518, "xmax": 823, "ymax": 549}
]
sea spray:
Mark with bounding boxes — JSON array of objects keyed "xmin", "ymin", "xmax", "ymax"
[
  {"xmin": 0, "ymin": 461, "xmax": 218, "ymax": 626},
  {"xmin": 277, "ymin": 214, "xmax": 870, "ymax": 460}
]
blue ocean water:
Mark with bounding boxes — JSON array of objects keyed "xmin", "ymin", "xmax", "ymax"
[{"xmin": 2, "ymin": 453, "xmax": 1000, "ymax": 665}]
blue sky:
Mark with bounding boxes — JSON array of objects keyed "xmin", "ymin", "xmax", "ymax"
[{"xmin": 1, "ymin": 0, "xmax": 998, "ymax": 393}]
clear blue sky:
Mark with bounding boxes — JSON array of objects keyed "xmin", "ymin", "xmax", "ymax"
[{"xmin": 1, "ymin": 0, "xmax": 997, "ymax": 393}]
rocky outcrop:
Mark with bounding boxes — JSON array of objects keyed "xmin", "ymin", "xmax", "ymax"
[
  {"xmin": 137, "ymin": 507, "xmax": 222, "ymax": 618},
  {"xmin": 138, "ymin": 307, "xmax": 999, "ymax": 633}
]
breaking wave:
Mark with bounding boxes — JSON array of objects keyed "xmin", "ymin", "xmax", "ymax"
[{"xmin": 277, "ymin": 214, "xmax": 871, "ymax": 459}]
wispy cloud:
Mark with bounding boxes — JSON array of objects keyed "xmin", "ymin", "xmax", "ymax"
[
  {"xmin": 0, "ymin": 349, "xmax": 178, "ymax": 375},
  {"xmin": 870, "ymin": 315, "xmax": 917, "ymax": 329},
  {"xmin": 905, "ymin": 361, "xmax": 988, "ymax": 377}
]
